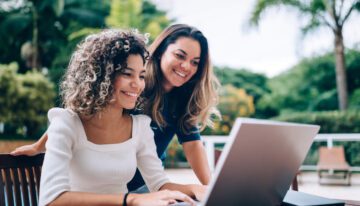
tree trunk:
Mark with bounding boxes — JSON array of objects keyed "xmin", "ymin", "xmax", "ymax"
[
  {"xmin": 31, "ymin": 3, "xmax": 40, "ymax": 71},
  {"xmin": 333, "ymin": 29, "xmax": 348, "ymax": 110}
]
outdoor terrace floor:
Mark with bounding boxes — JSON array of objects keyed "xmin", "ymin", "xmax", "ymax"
[{"xmin": 165, "ymin": 169, "xmax": 360, "ymax": 201}]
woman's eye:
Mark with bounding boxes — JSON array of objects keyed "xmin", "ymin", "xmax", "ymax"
[
  {"xmin": 140, "ymin": 75, "xmax": 145, "ymax": 79},
  {"xmin": 121, "ymin": 72, "xmax": 131, "ymax": 76},
  {"xmin": 191, "ymin": 61, "xmax": 199, "ymax": 67},
  {"xmin": 175, "ymin": 53, "xmax": 185, "ymax": 59}
]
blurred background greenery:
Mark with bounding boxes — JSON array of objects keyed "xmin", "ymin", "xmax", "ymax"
[{"xmin": 0, "ymin": 0, "xmax": 359, "ymax": 168}]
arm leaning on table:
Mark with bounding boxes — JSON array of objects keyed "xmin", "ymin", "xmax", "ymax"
[
  {"xmin": 11, "ymin": 132, "xmax": 48, "ymax": 156},
  {"xmin": 176, "ymin": 126, "xmax": 211, "ymax": 185},
  {"xmin": 183, "ymin": 140, "xmax": 211, "ymax": 185},
  {"xmin": 135, "ymin": 115, "xmax": 206, "ymax": 201}
]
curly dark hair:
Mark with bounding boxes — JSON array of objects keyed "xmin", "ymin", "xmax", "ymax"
[{"xmin": 60, "ymin": 29, "xmax": 149, "ymax": 116}]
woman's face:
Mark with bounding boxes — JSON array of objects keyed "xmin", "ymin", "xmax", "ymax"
[
  {"xmin": 160, "ymin": 37, "xmax": 201, "ymax": 92},
  {"xmin": 111, "ymin": 54, "xmax": 145, "ymax": 109}
]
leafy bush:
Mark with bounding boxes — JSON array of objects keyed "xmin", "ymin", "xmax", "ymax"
[
  {"xmin": 202, "ymin": 84, "xmax": 255, "ymax": 135},
  {"xmin": 214, "ymin": 67, "xmax": 271, "ymax": 118},
  {"xmin": 0, "ymin": 62, "xmax": 19, "ymax": 123},
  {"xmin": 274, "ymin": 110, "xmax": 360, "ymax": 133},
  {"xmin": 0, "ymin": 62, "xmax": 55, "ymax": 139},
  {"xmin": 350, "ymin": 88, "xmax": 360, "ymax": 109},
  {"xmin": 164, "ymin": 137, "xmax": 188, "ymax": 168}
]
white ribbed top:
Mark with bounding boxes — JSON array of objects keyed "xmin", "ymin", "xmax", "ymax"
[{"xmin": 39, "ymin": 108, "xmax": 169, "ymax": 206}]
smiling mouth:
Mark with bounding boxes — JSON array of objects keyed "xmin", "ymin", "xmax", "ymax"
[
  {"xmin": 122, "ymin": 91, "xmax": 138, "ymax": 98},
  {"xmin": 174, "ymin": 70, "xmax": 186, "ymax": 78}
]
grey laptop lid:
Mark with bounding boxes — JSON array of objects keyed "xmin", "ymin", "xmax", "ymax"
[{"xmin": 201, "ymin": 118, "xmax": 320, "ymax": 206}]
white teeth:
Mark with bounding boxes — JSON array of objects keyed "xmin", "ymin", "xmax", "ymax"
[
  {"xmin": 174, "ymin": 70, "xmax": 186, "ymax": 77},
  {"xmin": 124, "ymin": 92, "xmax": 137, "ymax": 97}
]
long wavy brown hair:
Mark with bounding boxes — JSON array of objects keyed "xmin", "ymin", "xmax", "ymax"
[
  {"xmin": 60, "ymin": 29, "xmax": 148, "ymax": 117},
  {"xmin": 144, "ymin": 24, "xmax": 220, "ymax": 133}
]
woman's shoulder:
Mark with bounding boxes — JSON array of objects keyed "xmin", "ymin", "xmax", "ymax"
[
  {"xmin": 131, "ymin": 114, "xmax": 153, "ymax": 141},
  {"xmin": 131, "ymin": 114, "xmax": 152, "ymax": 125},
  {"xmin": 48, "ymin": 107, "xmax": 79, "ymax": 124},
  {"xmin": 47, "ymin": 108, "xmax": 82, "ymax": 144}
]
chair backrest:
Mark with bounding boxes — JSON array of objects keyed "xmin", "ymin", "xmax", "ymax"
[
  {"xmin": 318, "ymin": 146, "xmax": 349, "ymax": 169},
  {"xmin": 0, "ymin": 153, "xmax": 44, "ymax": 206}
]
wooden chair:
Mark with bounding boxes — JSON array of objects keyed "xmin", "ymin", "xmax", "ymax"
[
  {"xmin": 317, "ymin": 146, "xmax": 351, "ymax": 185},
  {"xmin": 0, "ymin": 153, "xmax": 44, "ymax": 206}
]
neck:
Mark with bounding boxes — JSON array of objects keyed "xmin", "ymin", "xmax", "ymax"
[
  {"xmin": 162, "ymin": 81, "xmax": 174, "ymax": 93},
  {"xmin": 83, "ymin": 106, "xmax": 126, "ymax": 130}
]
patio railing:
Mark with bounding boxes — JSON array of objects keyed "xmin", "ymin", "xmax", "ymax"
[{"xmin": 202, "ymin": 134, "xmax": 360, "ymax": 172}]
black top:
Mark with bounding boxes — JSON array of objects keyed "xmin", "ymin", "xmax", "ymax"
[{"xmin": 127, "ymin": 93, "xmax": 201, "ymax": 191}]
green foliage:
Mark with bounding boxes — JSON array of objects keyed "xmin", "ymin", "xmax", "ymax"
[
  {"xmin": 0, "ymin": 0, "xmax": 173, "ymax": 139},
  {"xmin": 346, "ymin": 49, "xmax": 360, "ymax": 95},
  {"xmin": 0, "ymin": 0, "xmax": 170, "ymax": 88},
  {"xmin": 0, "ymin": 62, "xmax": 20, "ymax": 122},
  {"xmin": 258, "ymin": 49, "xmax": 360, "ymax": 117},
  {"xmin": 275, "ymin": 110, "xmax": 360, "ymax": 133},
  {"xmin": 105, "ymin": 0, "xmax": 172, "ymax": 42},
  {"xmin": 106, "ymin": 0, "xmax": 141, "ymax": 28},
  {"xmin": 249, "ymin": 0, "xmax": 359, "ymax": 36},
  {"xmin": 249, "ymin": 0, "xmax": 360, "ymax": 110},
  {"xmin": 49, "ymin": 0, "xmax": 110, "ymax": 70},
  {"xmin": 214, "ymin": 67, "xmax": 269, "ymax": 101},
  {"xmin": 141, "ymin": 0, "xmax": 172, "ymax": 41},
  {"xmin": 350, "ymin": 89, "xmax": 360, "ymax": 109},
  {"xmin": 0, "ymin": 0, "xmax": 68, "ymax": 70},
  {"xmin": 214, "ymin": 66, "xmax": 272, "ymax": 118},
  {"xmin": 274, "ymin": 110, "xmax": 360, "ymax": 165},
  {"xmin": 164, "ymin": 137, "xmax": 187, "ymax": 168},
  {"xmin": 249, "ymin": 0, "xmax": 302, "ymax": 26},
  {"xmin": 203, "ymin": 85, "xmax": 255, "ymax": 135},
  {"xmin": 0, "ymin": 62, "xmax": 55, "ymax": 138},
  {"xmin": 356, "ymin": 1, "xmax": 360, "ymax": 10},
  {"xmin": 0, "ymin": 0, "xmax": 110, "ymax": 73}
]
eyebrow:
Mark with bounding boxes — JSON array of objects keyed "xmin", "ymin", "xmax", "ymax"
[
  {"xmin": 125, "ymin": 67, "xmax": 146, "ymax": 73},
  {"xmin": 177, "ymin": 49, "xmax": 200, "ymax": 60}
]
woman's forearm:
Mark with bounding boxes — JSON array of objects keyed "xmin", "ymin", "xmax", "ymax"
[
  {"xmin": 48, "ymin": 191, "xmax": 122, "ymax": 206},
  {"xmin": 182, "ymin": 140, "xmax": 211, "ymax": 185},
  {"xmin": 36, "ymin": 132, "xmax": 48, "ymax": 152},
  {"xmin": 10, "ymin": 132, "xmax": 49, "ymax": 156},
  {"xmin": 50, "ymin": 190, "xmax": 196, "ymax": 206}
]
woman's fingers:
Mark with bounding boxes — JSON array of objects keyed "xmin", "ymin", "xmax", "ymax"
[
  {"xmin": 160, "ymin": 190, "xmax": 195, "ymax": 205},
  {"xmin": 128, "ymin": 191, "xmax": 195, "ymax": 206},
  {"xmin": 168, "ymin": 199, "xmax": 177, "ymax": 204},
  {"xmin": 10, "ymin": 147, "xmax": 29, "ymax": 156},
  {"xmin": 10, "ymin": 144, "xmax": 40, "ymax": 156}
]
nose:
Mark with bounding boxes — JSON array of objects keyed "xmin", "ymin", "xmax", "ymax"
[
  {"xmin": 180, "ymin": 61, "xmax": 191, "ymax": 71},
  {"xmin": 130, "ymin": 76, "xmax": 142, "ymax": 89}
]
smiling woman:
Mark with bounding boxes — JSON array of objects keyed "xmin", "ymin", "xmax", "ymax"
[
  {"xmin": 59, "ymin": 29, "xmax": 148, "ymax": 118},
  {"xmin": 159, "ymin": 37, "xmax": 201, "ymax": 92},
  {"xmin": 112, "ymin": 55, "xmax": 146, "ymax": 110},
  {"xmin": 37, "ymin": 29, "xmax": 204, "ymax": 206},
  {"xmin": 128, "ymin": 24, "xmax": 221, "ymax": 192}
]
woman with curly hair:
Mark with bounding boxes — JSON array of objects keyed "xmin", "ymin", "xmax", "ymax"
[
  {"xmin": 12, "ymin": 24, "xmax": 220, "ymax": 193},
  {"xmin": 38, "ymin": 29, "xmax": 203, "ymax": 206}
]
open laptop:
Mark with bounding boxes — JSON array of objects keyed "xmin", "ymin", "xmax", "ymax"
[{"xmin": 173, "ymin": 118, "xmax": 324, "ymax": 206}]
